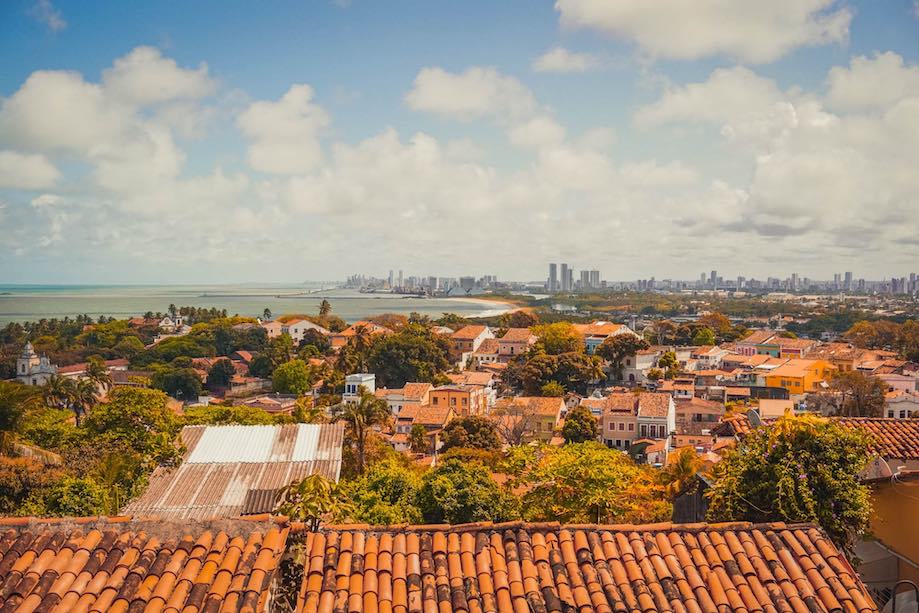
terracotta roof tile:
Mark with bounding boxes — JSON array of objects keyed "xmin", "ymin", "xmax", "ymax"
[
  {"xmin": 0, "ymin": 517, "xmax": 287, "ymax": 612},
  {"xmin": 451, "ymin": 325, "xmax": 490, "ymax": 341},
  {"xmin": 836, "ymin": 418, "xmax": 919, "ymax": 460},
  {"xmin": 300, "ymin": 522, "xmax": 876, "ymax": 613},
  {"xmin": 499, "ymin": 328, "xmax": 535, "ymax": 343}
]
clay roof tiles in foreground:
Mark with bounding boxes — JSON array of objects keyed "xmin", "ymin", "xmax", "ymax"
[
  {"xmin": 298, "ymin": 521, "xmax": 876, "ymax": 613},
  {"xmin": 0, "ymin": 516, "xmax": 288, "ymax": 613}
]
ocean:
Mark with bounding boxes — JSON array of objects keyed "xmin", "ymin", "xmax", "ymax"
[{"xmin": 0, "ymin": 284, "xmax": 511, "ymax": 326}]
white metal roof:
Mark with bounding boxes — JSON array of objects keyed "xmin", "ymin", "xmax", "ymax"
[{"xmin": 186, "ymin": 424, "xmax": 327, "ymax": 464}]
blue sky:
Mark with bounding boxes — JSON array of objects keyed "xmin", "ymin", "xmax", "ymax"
[{"xmin": 1, "ymin": 0, "xmax": 918, "ymax": 283}]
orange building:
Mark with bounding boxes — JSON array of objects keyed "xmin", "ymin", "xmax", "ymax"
[
  {"xmin": 764, "ymin": 358, "xmax": 836, "ymax": 395},
  {"xmin": 429, "ymin": 384, "xmax": 487, "ymax": 417}
]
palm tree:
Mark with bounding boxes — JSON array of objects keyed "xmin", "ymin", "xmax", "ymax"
[
  {"xmin": 263, "ymin": 308, "xmax": 272, "ymax": 321},
  {"xmin": 84, "ymin": 357, "xmax": 112, "ymax": 392},
  {"xmin": 659, "ymin": 447, "xmax": 705, "ymax": 498},
  {"xmin": 43, "ymin": 375, "xmax": 75, "ymax": 412},
  {"xmin": 332, "ymin": 387, "xmax": 391, "ymax": 474},
  {"xmin": 70, "ymin": 379, "xmax": 98, "ymax": 426},
  {"xmin": 318, "ymin": 299, "xmax": 332, "ymax": 317},
  {"xmin": 0, "ymin": 381, "xmax": 42, "ymax": 453}
]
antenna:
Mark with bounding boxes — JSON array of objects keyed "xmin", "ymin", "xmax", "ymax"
[{"xmin": 747, "ymin": 409, "xmax": 762, "ymax": 426}]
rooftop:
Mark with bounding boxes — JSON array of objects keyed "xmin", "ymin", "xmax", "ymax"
[
  {"xmin": 836, "ymin": 417, "xmax": 919, "ymax": 460},
  {"xmin": 499, "ymin": 327, "xmax": 536, "ymax": 343},
  {"xmin": 451, "ymin": 325, "xmax": 490, "ymax": 340}
]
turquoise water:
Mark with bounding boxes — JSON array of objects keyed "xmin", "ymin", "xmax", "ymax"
[{"xmin": 0, "ymin": 285, "xmax": 509, "ymax": 325}]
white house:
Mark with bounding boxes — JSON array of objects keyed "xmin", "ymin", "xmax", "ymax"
[
  {"xmin": 636, "ymin": 393, "xmax": 676, "ymax": 440},
  {"xmin": 343, "ymin": 373, "xmax": 376, "ymax": 404},
  {"xmin": 284, "ymin": 319, "xmax": 331, "ymax": 344}
]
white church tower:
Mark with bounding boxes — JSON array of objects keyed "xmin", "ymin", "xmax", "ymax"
[{"xmin": 16, "ymin": 342, "xmax": 57, "ymax": 386}]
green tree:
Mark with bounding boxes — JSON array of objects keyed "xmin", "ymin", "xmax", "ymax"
[
  {"xmin": 532, "ymin": 322, "xmax": 583, "ymax": 355},
  {"xmin": 692, "ymin": 327, "xmax": 717, "ymax": 346},
  {"xmin": 207, "ymin": 358, "xmax": 236, "ymax": 390},
  {"xmin": 333, "ymin": 458, "xmax": 422, "ymax": 525},
  {"xmin": 151, "ymin": 366, "xmax": 202, "ymax": 400},
  {"xmin": 504, "ymin": 443, "xmax": 669, "ymax": 524},
  {"xmin": 440, "ymin": 416, "xmax": 501, "ymax": 452},
  {"xmin": 113, "ymin": 336, "xmax": 145, "ymax": 359},
  {"xmin": 659, "ymin": 447, "xmax": 705, "ymax": 498},
  {"xmin": 0, "ymin": 381, "xmax": 42, "ymax": 452},
  {"xmin": 825, "ymin": 371, "xmax": 886, "ymax": 417},
  {"xmin": 540, "ymin": 381, "xmax": 565, "ymax": 397},
  {"xmin": 595, "ymin": 334, "xmax": 650, "ymax": 379},
  {"xmin": 416, "ymin": 458, "xmax": 518, "ymax": 524},
  {"xmin": 83, "ymin": 387, "xmax": 182, "ymax": 468},
  {"xmin": 368, "ymin": 324, "xmax": 451, "ymax": 387},
  {"xmin": 266, "ymin": 334, "xmax": 295, "ymax": 368},
  {"xmin": 409, "ymin": 424, "xmax": 427, "ymax": 454},
  {"xmin": 263, "ymin": 308, "xmax": 272, "ymax": 321},
  {"xmin": 332, "ymin": 389, "xmax": 392, "ymax": 475},
  {"xmin": 499, "ymin": 310, "xmax": 539, "ymax": 329},
  {"xmin": 181, "ymin": 404, "xmax": 277, "ymax": 426},
  {"xmin": 706, "ymin": 413, "xmax": 872, "ymax": 558},
  {"xmin": 42, "ymin": 476, "xmax": 106, "ymax": 517},
  {"xmin": 248, "ymin": 354, "xmax": 273, "ymax": 378},
  {"xmin": 657, "ymin": 351, "xmax": 679, "ymax": 379},
  {"xmin": 561, "ymin": 406, "xmax": 599, "ymax": 443},
  {"xmin": 0, "ymin": 456, "xmax": 62, "ymax": 514},
  {"xmin": 319, "ymin": 299, "xmax": 333, "ymax": 317},
  {"xmin": 272, "ymin": 359, "xmax": 317, "ymax": 395},
  {"xmin": 84, "ymin": 356, "xmax": 113, "ymax": 390},
  {"xmin": 277, "ymin": 473, "xmax": 336, "ymax": 531}
]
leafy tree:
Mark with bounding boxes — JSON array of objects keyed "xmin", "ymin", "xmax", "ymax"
[
  {"xmin": 277, "ymin": 473, "xmax": 335, "ymax": 531},
  {"xmin": 263, "ymin": 308, "xmax": 272, "ymax": 321},
  {"xmin": 0, "ymin": 456, "xmax": 62, "ymax": 514},
  {"xmin": 151, "ymin": 366, "xmax": 202, "ymax": 400},
  {"xmin": 595, "ymin": 334, "xmax": 650, "ymax": 379},
  {"xmin": 207, "ymin": 358, "xmax": 236, "ymax": 390},
  {"xmin": 300, "ymin": 329, "xmax": 330, "ymax": 354},
  {"xmin": 500, "ymin": 310, "xmax": 539, "ymax": 329},
  {"xmin": 333, "ymin": 458, "xmax": 422, "ymax": 525},
  {"xmin": 515, "ymin": 352, "xmax": 602, "ymax": 395},
  {"xmin": 441, "ymin": 416, "xmax": 501, "ymax": 452},
  {"xmin": 824, "ymin": 371, "xmax": 886, "ymax": 417},
  {"xmin": 292, "ymin": 396, "xmax": 327, "ymax": 424},
  {"xmin": 0, "ymin": 381, "xmax": 42, "ymax": 452},
  {"xmin": 561, "ymin": 406, "xmax": 599, "ymax": 443},
  {"xmin": 409, "ymin": 424, "xmax": 427, "ymax": 454},
  {"xmin": 540, "ymin": 381, "xmax": 565, "ymax": 397},
  {"xmin": 70, "ymin": 378, "xmax": 98, "ymax": 426},
  {"xmin": 319, "ymin": 299, "xmax": 333, "ymax": 317},
  {"xmin": 503, "ymin": 443, "xmax": 669, "ymax": 524},
  {"xmin": 646, "ymin": 368, "xmax": 664, "ymax": 382},
  {"xmin": 181, "ymin": 404, "xmax": 277, "ymax": 426},
  {"xmin": 332, "ymin": 389, "xmax": 391, "ymax": 475},
  {"xmin": 691, "ymin": 327, "xmax": 717, "ymax": 346},
  {"xmin": 532, "ymin": 322, "xmax": 583, "ymax": 355},
  {"xmin": 42, "ymin": 476, "xmax": 106, "ymax": 517},
  {"xmin": 368, "ymin": 324, "xmax": 451, "ymax": 387},
  {"xmin": 272, "ymin": 359, "xmax": 318, "ymax": 395},
  {"xmin": 657, "ymin": 351, "xmax": 679, "ymax": 379},
  {"xmin": 416, "ymin": 458, "xmax": 518, "ymax": 524},
  {"xmin": 706, "ymin": 413, "xmax": 872, "ymax": 558},
  {"xmin": 133, "ymin": 335, "xmax": 214, "ymax": 367},
  {"xmin": 248, "ymin": 354, "xmax": 273, "ymax": 378},
  {"xmin": 84, "ymin": 356, "xmax": 113, "ymax": 390},
  {"xmin": 19, "ymin": 408, "xmax": 79, "ymax": 450},
  {"xmin": 83, "ymin": 387, "xmax": 182, "ymax": 469},
  {"xmin": 266, "ymin": 334, "xmax": 295, "ymax": 368}
]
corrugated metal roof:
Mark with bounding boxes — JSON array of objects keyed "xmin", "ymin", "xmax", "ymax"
[{"xmin": 122, "ymin": 423, "xmax": 344, "ymax": 519}]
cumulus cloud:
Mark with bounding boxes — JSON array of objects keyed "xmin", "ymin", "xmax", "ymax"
[
  {"xmin": 532, "ymin": 47, "xmax": 600, "ymax": 73},
  {"xmin": 29, "ymin": 0, "xmax": 66, "ymax": 32},
  {"xmin": 555, "ymin": 0, "xmax": 851, "ymax": 63},
  {"xmin": 102, "ymin": 46, "xmax": 217, "ymax": 106},
  {"xmin": 237, "ymin": 84, "xmax": 330, "ymax": 175},
  {"xmin": 405, "ymin": 66, "xmax": 538, "ymax": 121},
  {"xmin": 826, "ymin": 52, "xmax": 919, "ymax": 112},
  {"xmin": 0, "ymin": 151, "xmax": 60, "ymax": 190}
]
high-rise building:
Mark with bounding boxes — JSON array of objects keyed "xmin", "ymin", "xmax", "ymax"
[
  {"xmin": 590, "ymin": 270, "xmax": 600, "ymax": 287},
  {"xmin": 580, "ymin": 270, "xmax": 590, "ymax": 289},
  {"xmin": 844, "ymin": 271, "xmax": 853, "ymax": 291},
  {"xmin": 459, "ymin": 276, "xmax": 475, "ymax": 291},
  {"xmin": 709, "ymin": 271, "xmax": 718, "ymax": 286},
  {"xmin": 790, "ymin": 273, "xmax": 798, "ymax": 291},
  {"xmin": 833, "ymin": 273, "xmax": 841, "ymax": 290},
  {"xmin": 560, "ymin": 263, "xmax": 570, "ymax": 292},
  {"xmin": 397, "ymin": 270, "xmax": 403, "ymax": 289},
  {"xmin": 736, "ymin": 276, "xmax": 745, "ymax": 290},
  {"xmin": 548, "ymin": 264, "xmax": 558, "ymax": 292}
]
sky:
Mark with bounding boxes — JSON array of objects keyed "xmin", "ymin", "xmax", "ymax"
[{"xmin": 1, "ymin": 0, "xmax": 918, "ymax": 284}]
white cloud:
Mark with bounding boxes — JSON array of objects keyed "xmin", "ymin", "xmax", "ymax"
[
  {"xmin": 29, "ymin": 0, "xmax": 66, "ymax": 32},
  {"xmin": 532, "ymin": 47, "xmax": 600, "ymax": 73},
  {"xmin": 508, "ymin": 116, "xmax": 567, "ymax": 149},
  {"xmin": 826, "ymin": 52, "xmax": 919, "ymax": 112},
  {"xmin": 0, "ymin": 151, "xmax": 60, "ymax": 190},
  {"xmin": 237, "ymin": 84, "xmax": 330, "ymax": 175},
  {"xmin": 102, "ymin": 46, "xmax": 217, "ymax": 106},
  {"xmin": 555, "ymin": 0, "xmax": 851, "ymax": 63},
  {"xmin": 405, "ymin": 66, "xmax": 538, "ymax": 121}
]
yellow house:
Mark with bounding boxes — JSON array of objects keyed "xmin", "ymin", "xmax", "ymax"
[{"xmin": 764, "ymin": 358, "xmax": 836, "ymax": 395}]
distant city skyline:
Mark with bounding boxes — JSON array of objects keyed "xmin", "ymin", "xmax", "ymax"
[{"xmin": 1, "ymin": 1, "xmax": 918, "ymax": 283}]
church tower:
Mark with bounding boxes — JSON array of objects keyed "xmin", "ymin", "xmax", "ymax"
[{"xmin": 17, "ymin": 342, "xmax": 39, "ymax": 378}]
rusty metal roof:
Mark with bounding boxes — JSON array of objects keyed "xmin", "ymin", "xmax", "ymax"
[{"xmin": 122, "ymin": 423, "xmax": 344, "ymax": 519}]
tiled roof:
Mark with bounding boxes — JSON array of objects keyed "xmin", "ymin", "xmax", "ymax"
[
  {"xmin": 638, "ymin": 393, "xmax": 673, "ymax": 418},
  {"xmin": 397, "ymin": 404, "xmax": 453, "ymax": 427},
  {"xmin": 499, "ymin": 328, "xmax": 535, "ymax": 343},
  {"xmin": 572, "ymin": 321, "xmax": 629, "ymax": 337},
  {"xmin": 739, "ymin": 330, "xmax": 778, "ymax": 345},
  {"xmin": 122, "ymin": 424, "xmax": 343, "ymax": 519},
  {"xmin": 402, "ymin": 383, "xmax": 433, "ymax": 401},
  {"xmin": 495, "ymin": 396, "xmax": 565, "ymax": 417},
  {"xmin": 0, "ymin": 516, "xmax": 288, "ymax": 612},
  {"xmin": 836, "ymin": 418, "xmax": 919, "ymax": 460},
  {"xmin": 298, "ymin": 521, "xmax": 876, "ymax": 613},
  {"xmin": 446, "ymin": 372, "xmax": 494, "ymax": 387},
  {"xmin": 451, "ymin": 325, "xmax": 490, "ymax": 340},
  {"xmin": 581, "ymin": 394, "xmax": 638, "ymax": 416},
  {"xmin": 473, "ymin": 338, "xmax": 500, "ymax": 355}
]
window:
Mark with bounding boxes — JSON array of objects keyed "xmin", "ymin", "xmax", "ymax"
[
  {"xmin": 640, "ymin": 424, "xmax": 647, "ymax": 437},
  {"xmin": 433, "ymin": 397, "xmax": 438, "ymax": 405},
  {"xmin": 618, "ymin": 422, "xmax": 624, "ymax": 431},
  {"xmin": 624, "ymin": 440, "xmax": 630, "ymax": 449},
  {"xmin": 451, "ymin": 398, "xmax": 457, "ymax": 406},
  {"xmin": 462, "ymin": 398, "xmax": 467, "ymax": 405},
  {"xmin": 900, "ymin": 410, "xmax": 907, "ymax": 419},
  {"xmin": 628, "ymin": 423, "xmax": 634, "ymax": 431},
  {"xmin": 888, "ymin": 410, "xmax": 894, "ymax": 418},
  {"xmin": 615, "ymin": 439, "xmax": 621, "ymax": 448},
  {"xmin": 608, "ymin": 423, "xmax": 614, "ymax": 431}
]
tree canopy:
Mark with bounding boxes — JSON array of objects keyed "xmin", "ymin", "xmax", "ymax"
[
  {"xmin": 561, "ymin": 406, "xmax": 599, "ymax": 444},
  {"xmin": 440, "ymin": 416, "xmax": 502, "ymax": 452}
]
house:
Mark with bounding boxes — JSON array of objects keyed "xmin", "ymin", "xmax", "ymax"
[
  {"xmin": 283, "ymin": 318, "xmax": 331, "ymax": 343},
  {"xmin": 158, "ymin": 315, "xmax": 185, "ymax": 333},
  {"xmin": 885, "ymin": 389, "xmax": 919, "ymax": 418},
  {"xmin": 764, "ymin": 358, "xmax": 837, "ymax": 396},
  {"xmin": 757, "ymin": 398, "xmax": 795, "ymax": 418},
  {"xmin": 493, "ymin": 396, "xmax": 565, "ymax": 442},
  {"xmin": 735, "ymin": 329, "xmax": 779, "ymax": 356},
  {"xmin": 122, "ymin": 423, "xmax": 344, "ymax": 518},
  {"xmin": 689, "ymin": 345, "xmax": 730, "ymax": 369},
  {"xmin": 329, "ymin": 320, "xmax": 391, "ymax": 349},
  {"xmin": 391, "ymin": 403, "xmax": 455, "ymax": 452},
  {"xmin": 658, "ymin": 377, "xmax": 695, "ymax": 401},
  {"xmin": 636, "ymin": 392, "xmax": 676, "ymax": 440},
  {"xmin": 429, "ymin": 384, "xmax": 487, "ymax": 417},
  {"xmin": 445, "ymin": 371, "xmax": 496, "ymax": 407},
  {"xmin": 262, "ymin": 319, "xmax": 285, "ymax": 338},
  {"xmin": 450, "ymin": 324, "xmax": 494, "ymax": 354},
  {"xmin": 583, "ymin": 394, "xmax": 638, "ymax": 450},
  {"xmin": 572, "ymin": 320, "xmax": 638, "ymax": 354},
  {"xmin": 470, "ymin": 338, "xmax": 500, "ymax": 367},
  {"xmin": 497, "ymin": 327, "xmax": 536, "ymax": 362},
  {"xmin": 375, "ymin": 382, "xmax": 432, "ymax": 416},
  {"xmin": 343, "ymin": 373, "xmax": 375, "ymax": 403},
  {"xmin": 621, "ymin": 348, "xmax": 660, "ymax": 384},
  {"xmin": 674, "ymin": 396, "xmax": 725, "ymax": 434},
  {"xmin": 240, "ymin": 394, "xmax": 298, "ymax": 414}
]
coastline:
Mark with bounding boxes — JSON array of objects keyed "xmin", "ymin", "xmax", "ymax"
[{"xmin": 444, "ymin": 296, "xmax": 520, "ymax": 317}]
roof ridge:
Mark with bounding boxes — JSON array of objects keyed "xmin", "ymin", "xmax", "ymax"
[
  {"xmin": 314, "ymin": 519, "xmax": 822, "ymax": 533},
  {"xmin": 0, "ymin": 514, "xmax": 293, "ymax": 529}
]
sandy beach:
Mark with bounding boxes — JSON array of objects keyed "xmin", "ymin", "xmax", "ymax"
[{"xmin": 444, "ymin": 296, "xmax": 522, "ymax": 317}]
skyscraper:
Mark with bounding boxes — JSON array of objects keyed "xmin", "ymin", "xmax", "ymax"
[
  {"xmin": 589, "ymin": 270, "xmax": 600, "ymax": 287},
  {"xmin": 548, "ymin": 263, "xmax": 558, "ymax": 292},
  {"xmin": 790, "ymin": 273, "xmax": 798, "ymax": 291},
  {"xmin": 710, "ymin": 270, "xmax": 717, "ymax": 287},
  {"xmin": 580, "ymin": 270, "xmax": 590, "ymax": 289},
  {"xmin": 844, "ymin": 271, "xmax": 853, "ymax": 291},
  {"xmin": 560, "ymin": 263, "xmax": 570, "ymax": 292}
]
